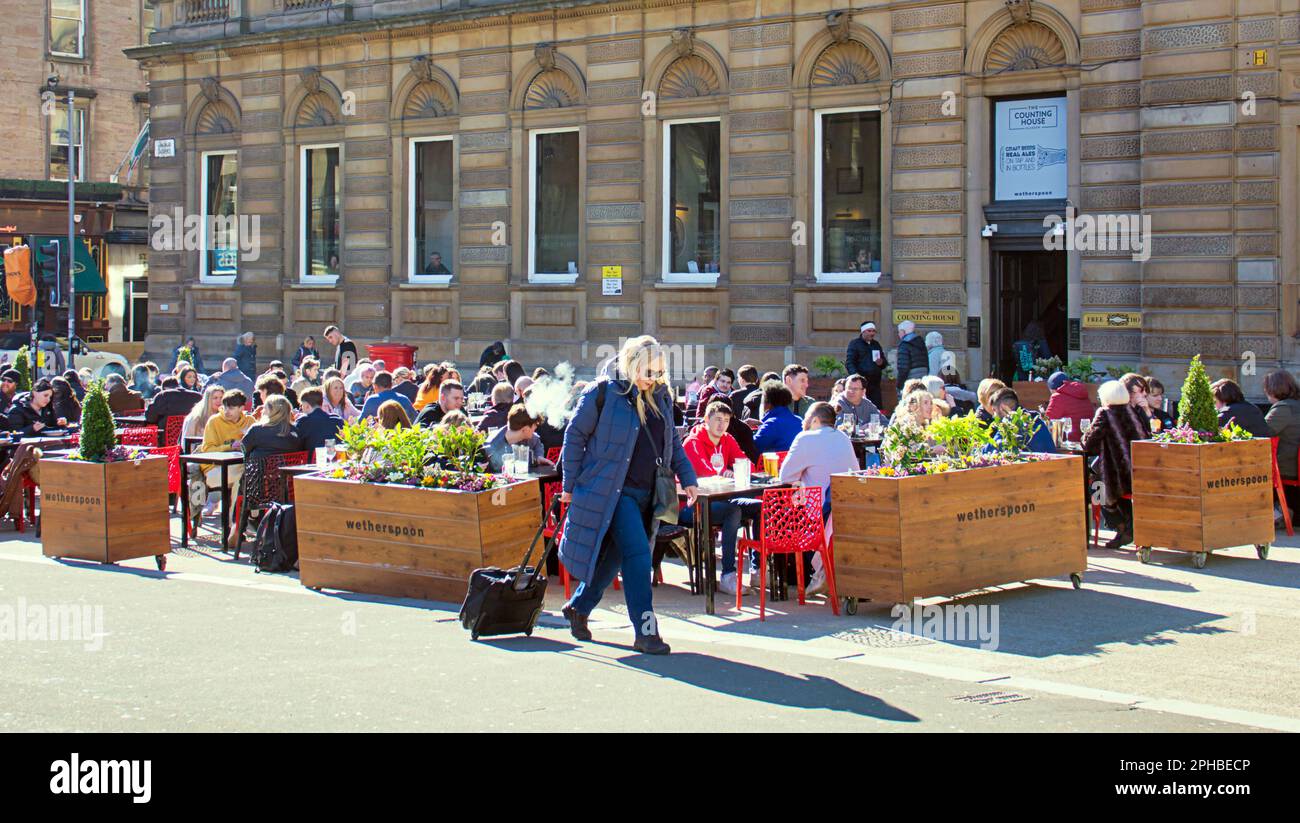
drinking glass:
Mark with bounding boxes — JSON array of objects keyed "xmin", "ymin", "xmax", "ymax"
[
  {"xmin": 710, "ymin": 452, "xmax": 724, "ymax": 475},
  {"xmin": 512, "ymin": 444, "xmax": 531, "ymax": 472},
  {"xmin": 1079, "ymin": 419, "xmax": 1092, "ymax": 437},
  {"xmin": 1062, "ymin": 418, "xmax": 1072, "ymax": 438},
  {"xmin": 325, "ymin": 439, "xmax": 336, "ymax": 461},
  {"xmin": 734, "ymin": 458, "xmax": 751, "ymax": 487}
]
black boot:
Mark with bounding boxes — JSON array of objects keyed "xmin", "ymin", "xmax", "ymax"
[
  {"xmin": 562, "ymin": 605, "xmax": 592, "ymax": 641},
  {"xmin": 633, "ymin": 634, "xmax": 671, "ymax": 655}
]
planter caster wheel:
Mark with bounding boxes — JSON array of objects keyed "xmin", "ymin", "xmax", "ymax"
[
  {"xmin": 1070, "ymin": 573, "xmax": 1082, "ymax": 590},
  {"xmin": 842, "ymin": 597, "xmax": 858, "ymax": 616},
  {"xmin": 1256, "ymin": 543, "xmax": 1270, "ymax": 560},
  {"xmin": 1137, "ymin": 546, "xmax": 1152, "ymax": 564},
  {"xmin": 155, "ymin": 555, "xmax": 167, "ymax": 571},
  {"xmin": 308, "ymin": 586, "xmax": 322, "ymax": 592},
  {"xmin": 1191, "ymin": 551, "xmax": 1208, "ymax": 570}
]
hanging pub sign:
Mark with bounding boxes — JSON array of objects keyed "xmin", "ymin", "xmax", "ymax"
[{"xmin": 994, "ymin": 96, "xmax": 1067, "ymax": 201}]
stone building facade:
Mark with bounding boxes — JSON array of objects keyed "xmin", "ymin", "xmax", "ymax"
[{"xmin": 131, "ymin": 0, "xmax": 1298, "ymax": 391}]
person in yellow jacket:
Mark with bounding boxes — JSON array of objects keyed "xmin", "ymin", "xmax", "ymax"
[{"xmin": 188, "ymin": 389, "xmax": 255, "ymax": 522}]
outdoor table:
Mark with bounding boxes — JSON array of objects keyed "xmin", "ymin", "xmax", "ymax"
[
  {"xmin": 182, "ymin": 435, "xmax": 203, "ymax": 455},
  {"xmin": 849, "ymin": 436, "xmax": 883, "ymax": 469},
  {"xmin": 114, "ymin": 415, "xmax": 147, "ymax": 426},
  {"xmin": 179, "ymin": 451, "xmax": 245, "ymax": 553},
  {"xmin": 683, "ymin": 477, "xmax": 790, "ymax": 615}
]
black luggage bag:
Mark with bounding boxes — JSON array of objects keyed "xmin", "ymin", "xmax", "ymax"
[{"xmin": 460, "ymin": 496, "xmax": 561, "ymax": 640}]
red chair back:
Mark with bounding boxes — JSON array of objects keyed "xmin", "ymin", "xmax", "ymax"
[
  {"xmin": 756, "ymin": 486, "xmax": 826, "ymax": 555},
  {"xmin": 143, "ymin": 445, "xmax": 182, "ymax": 495},
  {"xmin": 546, "ymin": 446, "xmax": 561, "ymax": 465},
  {"xmin": 120, "ymin": 426, "xmax": 160, "ymax": 447},
  {"xmin": 163, "ymin": 415, "xmax": 186, "ymax": 447},
  {"xmin": 542, "ymin": 481, "xmax": 568, "ymax": 540}
]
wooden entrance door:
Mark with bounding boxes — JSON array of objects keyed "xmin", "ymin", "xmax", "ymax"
[{"xmin": 991, "ymin": 250, "xmax": 1067, "ymax": 379}]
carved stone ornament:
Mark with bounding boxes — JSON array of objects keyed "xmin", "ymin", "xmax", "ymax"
[
  {"xmin": 535, "ymin": 43, "xmax": 557, "ymax": 72},
  {"xmin": 300, "ymin": 67, "xmax": 321, "ymax": 94},
  {"xmin": 826, "ymin": 11, "xmax": 851, "ymax": 44},
  {"xmin": 409, "ymin": 55, "xmax": 434, "ymax": 82},
  {"xmin": 1006, "ymin": 0, "xmax": 1033, "ymax": 25},
  {"xmin": 672, "ymin": 28, "xmax": 695, "ymax": 59},
  {"xmin": 200, "ymin": 76, "xmax": 221, "ymax": 104}
]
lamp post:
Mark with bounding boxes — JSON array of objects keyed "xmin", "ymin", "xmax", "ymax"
[{"xmin": 66, "ymin": 87, "xmax": 76, "ymax": 370}]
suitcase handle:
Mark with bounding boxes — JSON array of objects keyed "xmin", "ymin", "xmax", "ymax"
[{"xmin": 513, "ymin": 493, "xmax": 564, "ymax": 591}]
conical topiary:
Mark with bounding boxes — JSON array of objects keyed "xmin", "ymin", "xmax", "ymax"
[
  {"xmin": 176, "ymin": 345, "xmax": 194, "ymax": 367},
  {"xmin": 1177, "ymin": 354, "xmax": 1218, "ymax": 433},
  {"xmin": 78, "ymin": 379, "xmax": 117, "ymax": 462},
  {"xmin": 12, "ymin": 345, "xmax": 31, "ymax": 392}
]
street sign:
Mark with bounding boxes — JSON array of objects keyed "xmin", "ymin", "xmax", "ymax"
[
  {"xmin": 894, "ymin": 309, "xmax": 960, "ymax": 326},
  {"xmin": 154, "ymin": 139, "xmax": 175, "ymax": 158},
  {"xmin": 1082, "ymin": 311, "xmax": 1141, "ymax": 329}
]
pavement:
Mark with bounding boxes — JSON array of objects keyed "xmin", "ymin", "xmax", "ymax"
[{"xmin": 1, "ymin": 511, "xmax": 1298, "ymax": 732}]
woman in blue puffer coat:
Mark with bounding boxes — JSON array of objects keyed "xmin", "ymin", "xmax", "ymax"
[{"xmin": 558, "ymin": 335, "xmax": 699, "ymax": 655}]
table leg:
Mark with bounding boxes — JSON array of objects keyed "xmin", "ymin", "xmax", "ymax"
[
  {"xmin": 181, "ymin": 465, "xmax": 190, "ymax": 548},
  {"xmin": 700, "ymin": 500, "xmax": 715, "ymax": 615},
  {"xmin": 220, "ymin": 464, "xmax": 230, "ymax": 553}
]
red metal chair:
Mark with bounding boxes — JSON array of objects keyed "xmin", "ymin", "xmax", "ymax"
[
  {"xmin": 143, "ymin": 445, "xmax": 182, "ymax": 497},
  {"xmin": 736, "ymin": 486, "xmax": 839, "ymax": 621},
  {"xmin": 544, "ymin": 481, "xmax": 620, "ymax": 596},
  {"xmin": 163, "ymin": 415, "xmax": 186, "ymax": 448},
  {"xmin": 1269, "ymin": 437, "xmax": 1295, "ymax": 536},
  {"xmin": 232, "ymin": 451, "xmax": 310, "ymax": 559},
  {"xmin": 1090, "ymin": 493, "xmax": 1133, "ymax": 549},
  {"xmin": 119, "ymin": 426, "xmax": 160, "ymax": 447},
  {"xmin": 546, "ymin": 446, "xmax": 561, "ymax": 465}
]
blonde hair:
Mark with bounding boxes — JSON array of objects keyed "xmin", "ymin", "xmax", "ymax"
[
  {"xmin": 184, "ymin": 384, "xmax": 225, "ymax": 436},
  {"xmin": 377, "ymin": 399, "xmax": 411, "ymax": 430},
  {"xmin": 900, "ymin": 388, "xmax": 933, "ymax": 425},
  {"xmin": 977, "ymin": 378, "xmax": 1007, "ymax": 412},
  {"xmin": 323, "ymin": 376, "xmax": 349, "ymax": 409},
  {"xmin": 436, "ymin": 410, "xmax": 469, "ymax": 431},
  {"xmin": 261, "ymin": 395, "xmax": 293, "ymax": 435},
  {"xmin": 617, "ymin": 334, "xmax": 670, "ymax": 424}
]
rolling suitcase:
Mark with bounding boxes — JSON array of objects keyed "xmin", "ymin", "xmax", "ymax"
[{"xmin": 460, "ymin": 496, "xmax": 562, "ymax": 640}]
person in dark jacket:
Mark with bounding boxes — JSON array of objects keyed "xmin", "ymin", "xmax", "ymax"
[
  {"xmin": 172, "ymin": 337, "xmax": 206, "ymax": 374},
  {"xmin": 558, "ymin": 336, "xmax": 699, "ymax": 655},
  {"xmin": 479, "ymin": 340, "xmax": 507, "ymax": 369},
  {"xmin": 323, "ymin": 325, "xmax": 358, "ymax": 374},
  {"xmin": 728, "ymin": 365, "xmax": 759, "ymax": 418},
  {"xmin": 0, "ymin": 369, "xmax": 20, "ymax": 412},
  {"xmin": 1043, "ymin": 371, "xmax": 1097, "ymax": 442},
  {"xmin": 414, "ymin": 380, "xmax": 465, "ymax": 428},
  {"xmin": 241, "ymin": 395, "xmax": 305, "ymax": 462},
  {"xmin": 6, "ymin": 379, "xmax": 66, "ymax": 436},
  {"xmin": 1265, "ymin": 370, "xmax": 1300, "ymax": 523},
  {"xmin": 62, "ymin": 369, "xmax": 86, "ymax": 401},
  {"xmin": 51, "ymin": 377, "xmax": 81, "ymax": 425},
  {"xmin": 145, "ymin": 377, "xmax": 202, "ymax": 426},
  {"xmin": 1144, "ymin": 378, "xmax": 1175, "ymax": 431},
  {"xmin": 475, "ymin": 382, "xmax": 516, "ymax": 432},
  {"xmin": 233, "ymin": 332, "xmax": 257, "ymax": 379},
  {"xmin": 291, "ymin": 336, "xmax": 320, "ymax": 371},
  {"xmin": 105, "ymin": 374, "xmax": 144, "ymax": 414},
  {"xmin": 502, "ymin": 359, "xmax": 525, "ymax": 389},
  {"xmin": 846, "ymin": 321, "xmax": 886, "ymax": 409},
  {"xmin": 295, "ymin": 388, "xmax": 343, "ymax": 452},
  {"xmin": 1212, "ymin": 379, "xmax": 1271, "ymax": 438},
  {"xmin": 989, "ymin": 388, "xmax": 1056, "ymax": 454},
  {"xmin": 1081, "ymin": 380, "xmax": 1150, "ymax": 549},
  {"xmin": 895, "ymin": 320, "xmax": 929, "ymax": 383},
  {"xmin": 753, "ymin": 381, "xmax": 803, "ymax": 454}
]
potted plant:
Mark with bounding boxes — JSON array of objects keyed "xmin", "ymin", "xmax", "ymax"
[
  {"xmin": 1131, "ymin": 355, "xmax": 1272, "ymax": 567},
  {"xmin": 1011, "ymin": 356, "xmax": 1063, "ymax": 410},
  {"xmin": 831, "ymin": 412, "xmax": 1086, "ymax": 612},
  {"xmin": 40, "ymin": 379, "xmax": 170, "ymax": 569},
  {"xmin": 294, "ymin": 418, "xmax": 541, "ymax": 602},
  {"xmin": 809, "ymin": 355, "xmax": 845, "ymax": 400},
  {"xmin": 13, "ymin": 345, "xmax": 31, "ymax": 390}
]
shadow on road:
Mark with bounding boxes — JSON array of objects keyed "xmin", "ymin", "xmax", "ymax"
[{"xmin": 619, "ymin": 652, "xmax": 919, "ymax": 722}]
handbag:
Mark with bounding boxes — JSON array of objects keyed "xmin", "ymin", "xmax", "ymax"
[{"xmin": 639, "ymin": 397, "xmax": 680, "ymax": 525}]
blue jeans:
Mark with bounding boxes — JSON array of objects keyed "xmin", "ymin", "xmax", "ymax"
[
  {"xmin": 567, "ymin": 486, "xmax": 657, "ymax": 638},
  {"xmin": 680, "ymin": 498, "xmax": 762, "ymax": 575}
]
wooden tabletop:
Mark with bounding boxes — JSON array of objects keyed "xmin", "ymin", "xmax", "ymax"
[{"xmin": 683, "ymin": 477, "xmax": 788, "ymax": 500}]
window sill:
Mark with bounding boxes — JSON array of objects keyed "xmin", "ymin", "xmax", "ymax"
[
  {"xmin": 198, "ymin": 276, "xmax": 237, "ymax": 287},
  {"xmin": 815, "ymin": 272, "xmax": 882, "ymax": 285},
  {"xmin": 528, "ymin": 272, "xmax": 580, "ymax": 286},
  {"xmin": 404, "ymin": 276, "xmax": 453, "ymax": 288},
  {"xmin": 662, "ymin": 272, "xmax": 720, "ymax": 287},
  {"xmin": 293, "ymin": 278, "xmax": 340, "ymax": 288}
]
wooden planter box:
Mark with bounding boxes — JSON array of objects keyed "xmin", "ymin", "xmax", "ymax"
[
  {"xmin": 294, "ymin": 474, "xmax": 542, "ymax": 602},
  {"xmin": 40, "ymin": 455, "xmax": 171, "ymax": 568},
  {"xmin": 1131, "ymin": 438, "xmax": 1273, "ymax": 567},
  {"xmin": 830, "ymin": 456, "xmax": 1087, "ymax": 608}
]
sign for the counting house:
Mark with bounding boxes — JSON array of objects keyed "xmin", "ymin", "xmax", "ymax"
[{"xmin": 994, "ymin": 96, "xmax": 1067, "ymax": 201}]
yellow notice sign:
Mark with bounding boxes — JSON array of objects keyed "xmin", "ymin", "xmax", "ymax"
[
  {"xmin": 601, "ymin": 265, "xmax": 622, "ymax": 296},
  {"xmin": 1082, "ymin": 312, "xmax": 1141, "ymax": 329},
  {"xmin": 893, "ymin": 310, "xmax": 960, "ymax": 326}
]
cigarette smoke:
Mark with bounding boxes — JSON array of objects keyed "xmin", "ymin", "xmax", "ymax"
[{"xmin": 524, "ymin": 361, "xmax": 578, "ymax": 426}]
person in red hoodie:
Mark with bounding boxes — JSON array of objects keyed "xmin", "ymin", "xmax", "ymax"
[
  {"xmin": 1044, "ymin": 371, "xmax": 1097, "ymax": 442},
  {"xmin": 680, "ymin": 399, "xmax": 761, "ymax": 595}
]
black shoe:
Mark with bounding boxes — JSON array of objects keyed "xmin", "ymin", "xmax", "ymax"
[
  {"xmin": 562, "ymin": 605, "xmax": 592, "ymax": 641},
  {"xmin": 1104, "ymin": 532, "xmax": 1132, "ymax": 550},
  {"xmin": 633, "ymin": 634, "xmax": 671, "ymax": 655}
]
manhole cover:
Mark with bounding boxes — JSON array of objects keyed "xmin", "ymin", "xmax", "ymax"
[
  {"xmin": 830, "ymin": 627, "xmax": 934, "ymax": 648},
  {"xmin": 953, "ymin": 690, "xmax": 1031, "ymax": 706}
]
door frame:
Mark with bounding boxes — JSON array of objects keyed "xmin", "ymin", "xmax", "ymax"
[{"xmin": 989, "ymin": 243, "xmax": 1068, "ymax": 380}]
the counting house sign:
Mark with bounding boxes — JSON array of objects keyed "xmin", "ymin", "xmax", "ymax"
[{"xmin": 994, "ymin": 96, "xmax": 1067, "ymax": 200}]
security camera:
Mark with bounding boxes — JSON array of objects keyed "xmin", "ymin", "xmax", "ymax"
[
  {"xmin": 981, "ymin": 224, "xmax": 997, "ymax": 237},
  {"xmin": 46, "ymin": 74, "xmax": 59, "ymax": 90}
]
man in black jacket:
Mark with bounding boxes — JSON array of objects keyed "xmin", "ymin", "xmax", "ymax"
[
  {"xmin": 145, "ymin": 377, "xmax": 202, "ymax": 426},
  {"xmin": 846, "ymin": 321, "xmax": 886, "ymax": 408},
  {"xmin": 728, "ymin": 364, "xmax": 759, "ymax": 419},
  {"xmin": 475, "ymin": 382, "xmax": 516, "ymax": 432},
  {"xmin": 415, "ymin": 380, "xmax": 465, "ymax": 427},
  {"xmin": 0, "ymin": 369, "xmax": 22, "ymax": 412},
  {"xmin": 895, "ymin": 320, "xmax": 930, "ymax": 383},
  {"xmin": 6, "ymin": 379, "xmax": 66, "ymax": 437},
  {"xmin": 295, "ymin": 388, "xmax": 343, "ymax": 452}
]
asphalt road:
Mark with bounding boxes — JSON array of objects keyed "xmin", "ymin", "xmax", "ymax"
[{"xmin": 1, "ymin": 518, "xmax": 1297, "ymax": 732}]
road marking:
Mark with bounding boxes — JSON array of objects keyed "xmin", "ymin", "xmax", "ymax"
[{"xmin": 4, "ymin": 548, "xmax": 1299, "ymax": 731}]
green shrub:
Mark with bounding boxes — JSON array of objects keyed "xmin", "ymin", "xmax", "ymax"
[
  {"xmin": 12, "ymin": 346, "xmax": 31, "ymax": 392},
  {"xmin": 78, "ymin": 379, "xmax": 117, "ymax": 462},
  {"xmin": 812, "ymin": 355, "xmax": 845, "ymax": 379},
  {"xmin": 1062, "ymin": 356, "xmax": 1095, "ymax": 383},
  {"xmin": 1177, "ymin": 355, "xmax": 1218, "ymax": 433}
]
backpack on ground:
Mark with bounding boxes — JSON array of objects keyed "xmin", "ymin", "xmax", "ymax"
[{"xmin": 250, "ymin": 502, "xmax": 298, "ymax": 573}]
